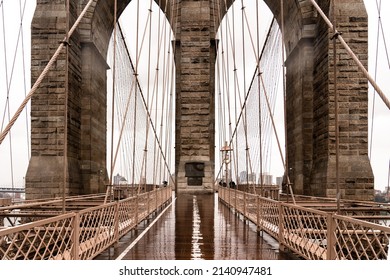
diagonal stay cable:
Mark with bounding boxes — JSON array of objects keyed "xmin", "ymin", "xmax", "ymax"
[
  {"xmin": 215, "ymin": 19, "xmax": 276, "ymax": 183},
  {"xmin": 112, "ymin": 23, "xmax": 175, "ymax": 186},
  {"xmin": 309, "ymin": 0, "xmax": 390, "ymax": 110},
  {"xmin": 375, "ymin": 0, "xmax": 390, "ymax": 69}
]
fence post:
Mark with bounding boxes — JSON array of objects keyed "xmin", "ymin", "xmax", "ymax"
[
  {"xmin": 256, "ymin": 195, "xmax": 260, "ymax": 232},
  {"xmin": 278, "ymin": 202, "xmax": 285, "ymax": 252},
  {"xmin": 154, "ymin": 189, "xmax": 160, "ymax": 211},
  {"xmin": 226, "ymin": 188, "xmax": 229, "ymax": 206},
  {"xmin": 135, "ymin": 195, "xmax": 139, "ymax": 225},
  {"xmin": 147, "ymin": 191, "xmax": 151, "ymax": 216},
  {"xmin": 244, "ymin": 192, "xmax": 247, "ymax": 217},
  {"xmin": 234, "ymin": 188, "xmax": 237, "ymax": 210},
  {"xmin": 327, "ymin": 213, "xmax": 337, "ymax": 260},
  {"xmin": 115, "ymin": 201, "xmax": 120, "ymax": 242},
  {"xmin": 72, "ymin": 213, "xmax": 80, "ymax": 260}
]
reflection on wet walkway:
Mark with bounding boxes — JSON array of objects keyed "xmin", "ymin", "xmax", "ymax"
[{"xmin": 98, "ymin": 193, "xmax": 288, "ymax": 260}]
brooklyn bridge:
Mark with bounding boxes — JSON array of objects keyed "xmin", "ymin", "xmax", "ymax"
[{"xmin": 0, "ymin": 0, "xmax": 389, "ymax": 261}]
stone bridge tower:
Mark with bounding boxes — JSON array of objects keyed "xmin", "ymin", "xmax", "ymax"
[{"xmin": 27, "ymin": 0, "xmax": 373, "ymax": 200}]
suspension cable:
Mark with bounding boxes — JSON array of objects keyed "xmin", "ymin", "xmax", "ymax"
[
  {"xmin": 139, "ymin": 0, "xmax": 153, "ymax": 189},
  {"xmin": 1, "ymin": 0, "xmax": 14, "ymax": 191},
  {"xmin": 375, "ymin": 0, "xmax": 390, "ymax": 69},
  {"xmin": 240, "ymin": 0, "xmax": 253, "ymax": 190},
  {"xmin": 132, "ymin": 0, "xmax": 140, "ymax": 191},
  {"xmin": 109, "ymin": 0, "xmax": 118, "ymax": 189},
  {"xmin": 369, "ymin": 0, "xmax": 381, "ymax": 159},
  {"xmin": 370, "ymin": 0, "xmax": 390, "ymax": 159},
  {"xmin": 256, "ymin": 0, "xmax": 264, "ymax": 190},
  {"xmin": 215, "ymin": 18, "xmax": 278, "ymax": 185},
  {"xmin": 1, "ymin": 2, "xmax": 9, "ymax": 131},
  {"xmin": 0, "ymin": 0, "xmax": 96, "ymax": 145},
  {"xmin": 19, "ymin": 0, "xmax": 30, "ymax": 159},
  {"xmin": 309, "ymin": 0, "xmax": 390, "ymax": 110},
  {"xmin": 331, "ymin": 0, "xmax": 340, "ymax": 213},
  {"xmin": 152, "ymin": 0, "xmax": 161, "ymax": 187},
  {"xmin": 279, "ymin": 0, "xmax": 295, "ymax": 204},
  {"xmin": 112, "ymin": 21, "xmax": 175, "ymax": 188},
  {"xmin": 62, "ymin": 0, "xmax": 70, "ymax": 213}
]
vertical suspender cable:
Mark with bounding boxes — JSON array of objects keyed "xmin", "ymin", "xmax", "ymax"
[
  {"xmin": 151, "ymin": 1, "xmax": 167, "ymax": 186},
  {"xmin": 109, "ymin": 0, "xmax": 118, "ymax": 188},
  {"xmin": 167, "ymin": 2, "xmax": 174, "ymax": 184},
  {"xmin": 256, "ymin": 0, "xmax": 264, "ymax": 192},
  {"xmin": 280, "ymin": 0, "xmax": 295, "ymax": 204},
  {"xmin": 19, "ymin": 0, "xmax": 30, "ymax": 160},
  {"xmin": 375, "ymin": 0, "xmax": 390, "ymax": 69},
  {"xmin": 240, "ymin": 0, "xmax": 250, "ymax": 190},
  {"xmin": 1, "ymin": 2, "xmax": 9, "ymax": 130},
  {"xmin": 116, "ymin": 21, "xmax": 175, "ymax": 190},
  {"xmin": 222, "ymin": 1, "xmax": 231, "ymax": 183},
  {"xmin": 1, "ymin": 1, "xmax": 15, "ymax": 194},
  {"xmin": 62, "ymin": 0, "xmax": 70, "ymax": 213},
  {"xmin": 387, "ymin": 159, "xmax": 390, "ymax": 199},
  {"xmin": 259, "ymin": 75, "xmax": 289, "ymax": 192},
  {"xmin": 228, "ymin": 21, "xmax": 235, "ymax": 185},
  {"xmin": 133, "ymin": 0, "xmax": 139, "ymax": 192},
  {"xmin": 331, "ymin": 0, "xmax": 340, "ymax": 213},
  {"xmin": 159, "ymin": 14, "xmax": 169, "ymax": 186},
  {"xmin": 106, "ymin": 0, "xmax": 117, "ymax": 203},
  {"xmin": 369, "ymin": 0, "xmax": 382, "ymax": 159},
  {"xmin": 223, "ymin": 2, "xmax": 235, "ymax": 183},
  {"xmin": 234, "ymin": 4, "xmax": 242, "ymax": 184},
  {"xmin": 141, "ymin": 0, "xmax": 153, "ymax": 189},
  {"xmin": 152, "ymin": 0, "xmax": 158, "ymax": 185}
]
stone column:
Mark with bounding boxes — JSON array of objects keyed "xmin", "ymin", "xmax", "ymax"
[
  {"xmin": 309, "ymin": 0, "xmax": 374, "ymax": 200},
  {"xmin": 26, "ymin": 0, "xmax": 82, "ymax": 199},
  {"xmin": 175, "ymin": 1, "xmax": 215, "ymax": 193}
]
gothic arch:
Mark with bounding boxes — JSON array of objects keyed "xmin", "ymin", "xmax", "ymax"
[{"xmin": 27, "ymin": 0, "xmax": 373, "ymax": 200}]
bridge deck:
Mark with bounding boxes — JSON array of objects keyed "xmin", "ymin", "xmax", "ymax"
[
  {"xmin": 1, "ymin": 187, "xmax": 389, "ymax": 260},
  {"xmin": 96, "ymin": 193, "xmax": 287, "ymax": 260}
]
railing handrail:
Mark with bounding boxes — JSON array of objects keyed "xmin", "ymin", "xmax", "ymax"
[
  {"xmin": 0, "ymin": 212, "xmax": 76, "ymax": 235},
  {"xmin": 0, "ymin": 187, "xmax": 172, "ymax": 260},
  {"xmin": 218, "ymin": 186, "xmax": 390, "ymax": 260}
]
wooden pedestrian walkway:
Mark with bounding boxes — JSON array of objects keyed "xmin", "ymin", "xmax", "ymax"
[{"xmin": 97, "ymin": 193, "xmax": 286, "ymax": 260}]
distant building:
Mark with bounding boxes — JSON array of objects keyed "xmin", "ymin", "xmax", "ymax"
[
  {"xmin": 113, "ymin": 173, "xmax": 127, "ymax": 185},
  {"xmin": 276, "ymin": 176, "xmax": 283, "ymax": 188},
  {"xmin": 238, "ymin": 171, "xmax": 256, "ymax": 184},
  {"xmin": 248, "ymin": 172, "xmax": 256, "ymax": 183},
  {"xmin": 239, "ymin": 171, "xmax": 247, "ymax": 184},
  {"xmin": 259, "ymin": 173, "xmax": 273, "ymax": 185}
]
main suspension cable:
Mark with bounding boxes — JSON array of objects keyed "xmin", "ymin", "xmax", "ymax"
[
  {"xmin": 0, "ymin": 0, "xmax": 96, "ymax": 145},
  {"xmin": 309, "ymin": 0, "xmax": 390, "ymax": 110}
]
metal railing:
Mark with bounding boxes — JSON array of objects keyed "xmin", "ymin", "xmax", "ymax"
[
  {"xmin": 219, "ymin": 187, "xmax": 390, "ymax": 260},
  {"xmin": 0, "ymin": 187, "xmax": 172, "ymax": 260}
]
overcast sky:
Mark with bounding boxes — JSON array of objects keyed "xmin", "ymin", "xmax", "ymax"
[{"xmin": 0, "ymin": 0, "xmax": 389, "ymax": 191}]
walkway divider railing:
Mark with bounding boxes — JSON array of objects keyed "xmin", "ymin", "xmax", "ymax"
[
  {"xmin": 218, "ymin": 186, "xmax": 390, "ymax": 260},
  {"xmin": 0, "ymin": 186, "xmax": 172, "ymax": 260}
]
